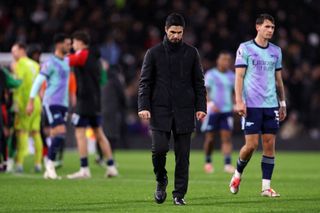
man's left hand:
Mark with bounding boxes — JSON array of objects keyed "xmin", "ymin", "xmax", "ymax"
[
  {"xmin": 26, "ymin": 100, "xmax": 34, "ymax": 116},
  {"xmin": 279, "ymin": 106, "xmax": 287, "ymax": 121},
  {"xmin": 196, "ymin": 111, "xmax": 206, "ymax": 121}
]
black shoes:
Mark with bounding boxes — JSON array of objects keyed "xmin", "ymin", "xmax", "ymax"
[
  {"xmin": 154, "ymin": 179, "xmax": 168, "ymax": 204},
  {"xmin": 173, "ymin": 197, "xmax": 186, "ymax": 205},
  {"xmin": 154, "ymin": 178, "xmax": 186, "ymax": 205}
]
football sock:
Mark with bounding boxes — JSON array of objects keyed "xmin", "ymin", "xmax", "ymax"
[
  {"xmin": 236, "ymin": 158, "xmax": 249, "ymax": 175},
  {"xmin": 48, "ymin": 134, "xmax": 65, "ymax": 161},
  {"xmin": 262, "ymin": 179, "xmax": 271, "ymax": 191},
  {"xmin": 58, "ymin": 138, "xmax": 65, "ymax": 161},
  {"xmin": 205, "ymin": 155, "xmax": 212, "ymax": 163},
  {"xmin": 224, "ymin": 155, "xmax": 232, "ymax": 165},
  {"xmin": 106, "ymin": 159, "xmax": 114, "ymax": 166},
  {"xmin": 80, "ymin": 157, "xmax": 88, "ymax": 167},
  {"xmin": 261, "ymin": 155, "xmax": 275, "ymax": 190}
]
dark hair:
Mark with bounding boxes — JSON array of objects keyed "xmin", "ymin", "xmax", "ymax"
[
  {"xmin": 53, "ymin": 33, "xmax": 68, "ymax": 44},
  {"xmin": 256, "ymin": 13, "xmax": 275, "ymax": 25},
  {"xmin": 72, "ymin": 30, "xmax": 90, "ymax": 45},
  {"xmin": 165, "ymin": 13, "xmax": 185, "ymax": 28},
  {"xmin": 219, "ymin": 50, "xmax": 232, "ymax": 56},
  {"xmin": 27, "ymin": 44, "xmax": 42, "ymax": 56},
  {"xmin": 13, "ymin": 42, "xmax": 26, "ymax": 50}
]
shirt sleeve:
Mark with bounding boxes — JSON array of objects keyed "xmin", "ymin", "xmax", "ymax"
[
  {"xmin": 235, "ymin": 44, "xmax": 248, "ymax": 68},
  {"xmin": 29, "ymin": 74, "xmax": 46, "ymax": 99},
  {"xmin": 13, "ymin": 62, "xmax": 27, "ymax": 110},
  {"xmin": 204, "ymin": 71, "xmax": 213, "ymax": 88},
  {"xmin": 39, "ymin": 60, "xmax": 53, "ymax": 78},
  {"xmin": 138, "ymin": 49, "xmax": 154, "ymax": 111},
  {"xmin": 275, "ymin": 48, "xmax": 282, "ymax": 71},
  {"xmin": 69, "ymin": 50, "xmax": 89, "ymax": 67},
  {"xmin": 230, "ymin": 71, "xmax": 236, "ymax": 88}
]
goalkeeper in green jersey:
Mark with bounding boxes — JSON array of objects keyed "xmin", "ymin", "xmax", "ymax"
[{"xmin": 11, "ymin": 42, "xmax": 43, "ymax": 173}]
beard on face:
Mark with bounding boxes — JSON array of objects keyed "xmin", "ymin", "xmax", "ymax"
[{"xmin": 170, "ymin": 37, "xmax": 181, "ymax": 43}]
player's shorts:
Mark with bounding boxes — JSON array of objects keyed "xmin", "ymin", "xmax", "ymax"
[
  {"xmin": 242, "ymin": 107, "xmax": 279, "ymax": 135},
  {"xmin": 43, "ymin": 105, "xmax": 68, "ymax": 128},
  {"xmin": 41, "ymin": 108, "xmax": 49, "ymax": 127},
  {"xmin": 71, "ymin": 113, "xmax": 102, "ymax": 128},
  {"xmin": 14, "ymin": 100, "xmax": 41, "ymax": 131},
  {"xmin": 201, "ymin": 112, "xmax": 233, "ymax": 132}
]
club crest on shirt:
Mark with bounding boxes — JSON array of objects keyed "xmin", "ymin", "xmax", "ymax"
[{"xmin": 270, "ymin": 54, "xmax": 278, "ymax": 60}]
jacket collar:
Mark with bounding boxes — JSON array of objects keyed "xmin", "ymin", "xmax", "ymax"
[{"xmin": 163, "ymin": 35, "xmax": 182, "ymax": 52}]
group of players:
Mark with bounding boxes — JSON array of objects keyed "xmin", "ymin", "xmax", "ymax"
[
  {"xmin": 0, "ymin": 13, "xmax": 286, "ymax": 200},
  {"xmin": 0, "ymin": 33, "xmax": 237, "ymax": 180},
  {"xmin": 0, "ymin": 31, "xmax": 118, "ymax": 179},
  {"xmin": 202, "ymin": 14, "xmax": 286, "ymax": 198}
]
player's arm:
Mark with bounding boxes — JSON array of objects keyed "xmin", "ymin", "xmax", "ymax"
[
  {"xmin": 234, "ymin": 67, "xmax": 247, "ymax": 117},
  {"xmin": 231, "ymin": 73, "xmax": 236, "ymax": 111},
  {"xmin": 2, "ymin": 67, "xmax": 22, "ymax": 89},
  {"xmin": 11, "ymin": 62, "xmax": 25, "ymax": 113},
  {"xmin": 206, "ymin": 87, "xmax": 219, "ymax": 113},
  {"xmin": 275, "ymin": 71, "xmax": 286, "ymax": 121},
  {"xmin": 275, "ymin": 48, "xmax": 286, "ymax": 121},
  {"xmin": 26, "ymin": 74, "xmax": 46, "ymax": 115},
  {"xmin": 204, "ymin": 72, "xmax": 219, "ymax": 114},
  {"xmin": 234, "ymin": 44, "xmax": 248, "ymax": 117},
  {"xmin": 69, "ymin": 50, "xmax": 88, "ymax": 67}
]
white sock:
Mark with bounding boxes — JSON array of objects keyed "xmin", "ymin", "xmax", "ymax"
[
  {"xmin": 80, "ymin": 167, "xmax": 89, "ymax": 172},
  {"xmin": 262, "ymin": 179, "xmax": 271, "ymax": 191},
  {"xmin": 234, "ymin": 169, "xmax": 242, "ymax": 178},
  {"xmin": 47, "ymin": 160, "xmax": 55, "ymax": 169}
]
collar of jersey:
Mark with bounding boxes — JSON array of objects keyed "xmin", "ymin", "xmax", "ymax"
[{"xmin": 253, "ymin": 39, "xmax": 269, "ymax": 49}]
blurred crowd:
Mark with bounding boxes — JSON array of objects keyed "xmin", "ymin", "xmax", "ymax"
[{"xmin": 0, "ymin": 0, "xmax": 319, "ymax": 139}]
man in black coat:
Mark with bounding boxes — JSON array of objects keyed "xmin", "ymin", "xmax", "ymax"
[{"xmin": 138, "ymin": 13, "xmax": 206, "ymax": 205}]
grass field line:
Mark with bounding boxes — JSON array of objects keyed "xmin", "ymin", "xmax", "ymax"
[
  {"xmin": 6, "ymin": 173, "xmax": 320, "ymax": 182},
  {"xmin": 5, "ymin": 173, "xmax": 234, "ymax": 184}
]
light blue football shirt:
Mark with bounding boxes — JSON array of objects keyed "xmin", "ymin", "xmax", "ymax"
[
  {"xmin": 40, "ymin": 55, "xmax": 70, "ymax": 107},
  {"xmin": 235, "ymin": 40, "xmax": 282, "ymax": 108},
  {"xmin": 205, "ymin": 68, "xmax": 235, "ymax": 113}
]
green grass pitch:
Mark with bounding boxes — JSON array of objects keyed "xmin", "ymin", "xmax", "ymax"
[{"xmin": 0, "ymin": 150, "xmax": 319, "ymax": 212}]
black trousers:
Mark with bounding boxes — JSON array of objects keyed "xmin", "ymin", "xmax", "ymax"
[{"xmin": 151, "ymin": 129, "xmax": 191, "ymax": 198}]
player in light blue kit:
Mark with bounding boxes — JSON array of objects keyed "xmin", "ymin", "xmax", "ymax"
[
  {"xmin": 27, "ymin": 33, "xmax": 71, "ymax": 179},
  {"xmin": 201, "ymin": 51, "xmax": 235, "ymax": 174},
  {"xmin": 229, "ymin": 14, "xmax": 287, "ymax": 197}
]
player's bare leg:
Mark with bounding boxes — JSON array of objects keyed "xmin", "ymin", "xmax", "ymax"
[
  {"xmin": 94, "ymin": 127, "xmax": 112, "ymax": 158},
  {"xmin": 220, "ymin": 130, "xmax": 234, "ymax": 173},
  {"xmin": 203, "ymin": 132, "xmax": 214, "ymax": 173},
  {"xmin": 230, "ymin": 134, "xmax": 259, "ymax": 194},
  {"xmin": 43, "ymin": 125, "xmax": 65, "ymax": 180},
  {"xmin": 67, "ymin": 127, "xmax": 91, "ymax": 179},
  {"xmin": 75, "ymin": 127, "xmax": 88, "ymax": 159},
  {"xmin": 94, "ymin": 127, "xmax": 118, "ymax": 177}
]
